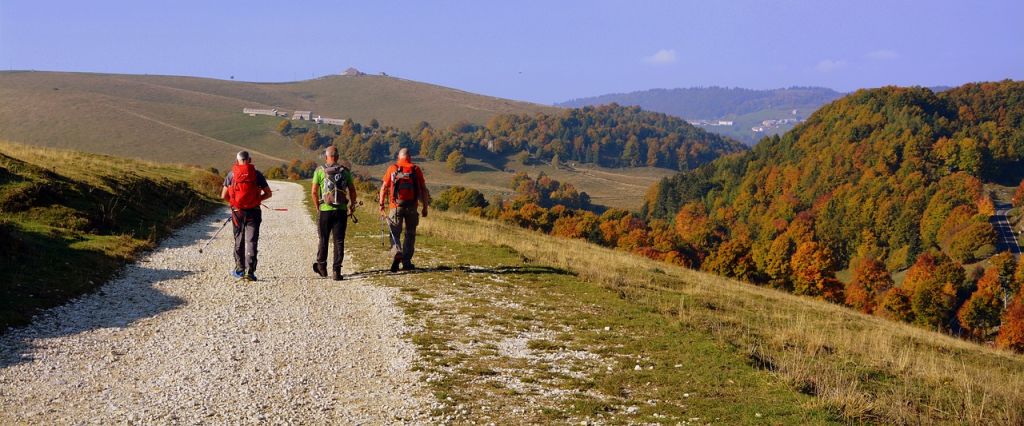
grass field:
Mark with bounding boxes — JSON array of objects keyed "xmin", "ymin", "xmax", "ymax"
[
  {"xmin": 351, "ymin": 157, "xmax": 675, "ymax": 210},
  {"xmin": 423, "ymin": 212, "xmax": 1024, "ymax": 424},
  {"xmin": 306, "ymin": 191, "xmax": 832, "ymax": 423},
  {"xmin": 0, "ymin": 71, "xmax": 558, "ymax": 168},
  {"xmin": 313, "ymin": 185, "xmax": 1024, "ymax": 424},
  {"xmin": 0, "ymin": 141, "xmax": 222, "ymax": 331}
]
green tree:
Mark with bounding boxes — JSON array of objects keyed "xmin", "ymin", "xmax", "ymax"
[
  {"xmin": 446, "ymin": 151, "xmax": 467, "ymax": 173},
  {"xmin": 276, "ymin": 120, "xmax": 292, "ymax": 135}
]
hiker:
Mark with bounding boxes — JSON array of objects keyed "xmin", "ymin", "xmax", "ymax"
[
  {"xmin": 379, "ymin": 148, "xmax": 430, "ymax": 272},
  {"xmin": 311, "ymin": 146, "xmax": 357, "ymax": 280},
  {"xmin": 221, "ymin": 151, "xmax": 272, "ymax": 281}
]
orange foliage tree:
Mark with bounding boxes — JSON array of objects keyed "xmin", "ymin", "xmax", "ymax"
[
  {"xmin": 1013, "ymin": 179, "xmax": 1024, "ymax": 208},
  {"xmin": 703, "ymin": 236, "xmax": 757, "ymax": 282},
  {"xmin": 906, "ymin": 252, "xmax": 966, "ymax": 330},
  {"xmin": 790, "ymin": 241, "xmax": 843, "ymax": 302},
  {"xmin": 844, "ymin": 256, "xmax": 894, "ymax": 314},
  {"xmin": 957, "ymin": 268, "xmax": 1004, "ymax": 338},
  {"xmin": 877, "ymin": 288, "xmax": 915, "ymax": 322},
  {"xmin": 996, "ymin": 296, "xmax": 1024, "ymax": 352}
]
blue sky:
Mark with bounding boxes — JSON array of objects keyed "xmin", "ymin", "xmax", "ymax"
[{"xmin": 1, "ymin": 0, "xmax": 1021, "ymax": 104}]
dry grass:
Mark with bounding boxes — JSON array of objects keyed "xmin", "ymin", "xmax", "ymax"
[
  {"xmin": 0, "ymin": 71, "xmax": 557, "ymax": 168},
  {"xmin": 420, "ymin": 211, "xmax": 1024, "ymax": 424},
  {"xmin": 353, "ymin": 158, "xmax": 675, "ymax": 210}
]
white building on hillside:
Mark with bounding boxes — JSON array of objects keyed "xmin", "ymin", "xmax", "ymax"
[
  {"xmin": 243, "ymin": 108, "xmax": 283, "ymax": 117},
  {"xmin": 314, "ymin": 115, "xmax": 346, "ymax": 126},
  {"xmin": 292, "ymin": 111, "xmax": 313, "ymax": 120}
]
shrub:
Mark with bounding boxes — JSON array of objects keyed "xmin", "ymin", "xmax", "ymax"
[{"xmin": 432, "ymin": 186, "xmax": 487, "ymax": 213}]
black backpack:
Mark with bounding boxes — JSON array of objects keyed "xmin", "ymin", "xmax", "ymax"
[{"xmin": 321, "ymin": 164, "xmax": 349, "ymax": 206}]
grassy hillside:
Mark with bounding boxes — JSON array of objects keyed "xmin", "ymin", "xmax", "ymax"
[
  {"xmin": 0, "ymin": 71, "xmax": 557, "ymax": 168},
  {"xmin": 352, "ymin": 158, "xmax": 676, "ymax": 210},
  {"xmin": 641, "ymin": 81, "xmax": 1024, "ymax": 349},
  {"xmin": 0, "ymin": 141, "xmax": 222, "ymax": 331},
  {"xmin": 327, "ymin": 195, "xmax": 1024, "ymax": 423}
]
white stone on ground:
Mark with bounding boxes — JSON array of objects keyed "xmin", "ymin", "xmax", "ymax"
[{"xmin": 0, "ymin": 181, "xmax": 430, "ymax": 424}]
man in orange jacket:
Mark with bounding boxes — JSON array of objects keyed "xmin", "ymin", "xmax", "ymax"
[{"xmin": 379, "ymin": 148, "xmax": 430, "ymax": 272}]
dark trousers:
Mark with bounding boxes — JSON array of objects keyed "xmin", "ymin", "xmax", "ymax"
[
  {"xmin": 232, "ymin": 209, "xmax": 262, "ymax": 274},
  {"xmin": 389, "ymin": 206, "xmax": 419, "ymax": 264},
  {"xmin": 317, "ymin": 209, "xmax": 348, "ymax": 272}
]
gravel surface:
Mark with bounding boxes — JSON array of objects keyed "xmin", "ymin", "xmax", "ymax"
[{"xmin": 0, "ymin": 181, "xmax": 430, "ymax": 424}]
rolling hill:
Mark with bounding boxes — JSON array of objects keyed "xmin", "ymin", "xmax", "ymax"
[
  {"xmin": 559, "ymin": 86, "xmax": 844, "ymax": 144},
  {"xmin": 644, "ymin": 81, "xmax": 1024, "ymax": 345},
  {"xmin": 0, "ymin": 71, "xmax": 558, "ymax": 168}
]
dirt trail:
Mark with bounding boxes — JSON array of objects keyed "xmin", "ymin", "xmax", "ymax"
[{"xmin": 0, "ymin": 181, "xmax": 429, "ymax": 424}]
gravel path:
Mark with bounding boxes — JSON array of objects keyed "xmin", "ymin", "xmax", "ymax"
[{"xmin": 0, "ymin": 181, "xmax": 430, "ymax": 424}]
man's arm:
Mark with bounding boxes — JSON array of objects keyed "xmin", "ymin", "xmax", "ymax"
[
  {"xmin": 348, "ymin": 182, "xmax": 358, "ymax": 214},
  {"xmin": 221, "ymin": 173, "xmax": 232, "ymax": 201},
  {"xmin": 258, "ymin": 173, "xmax": 272, "ymax": 201},
  {"xmin": 416, "ymin": 166, "xmax": 429, "ymax": 217},
  {"xmin": 378, "ymin": 167, "xmax": 392, "ymax": 212},
  {"xmin": 311, "ymin": 184, "xmax": 320, "ymax": 210}
]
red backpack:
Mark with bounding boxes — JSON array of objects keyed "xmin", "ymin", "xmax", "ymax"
[
  {"xmin": 390, "ymin": 164, "xmax": 419, "ymax": 207},
  {"xmin": 229, "ymin": 163, "xmax": 262, "ymax": 210}
]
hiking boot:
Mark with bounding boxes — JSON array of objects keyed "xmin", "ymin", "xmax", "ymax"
[
  {"xmin": 313, "ymin": 262, "xmax": 327, "ymax": 278},
  {"xmin": 401, "ymin": 262, "xmax": 416, "ymax": 271},
  {"xmin": 243, "ymin": 272, "xmax": 257, "ymax": 282},
  {"xmin": 333, "ymin": 269, "xmax": 344, "ymax": 281},
  {"xmin": 231, "ymin": 269, "xmax": 244, "ymax": 279},
  {"xmin": 390, "ymin": 258, "xmax": 401, "ymax": 273}
]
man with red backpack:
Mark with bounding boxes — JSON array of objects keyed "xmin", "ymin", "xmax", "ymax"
[
  {"xmin": 221, "ymin": 151, "xmax": 273, "ymax": 281},
  {"xmin": 379, "ymin": 148, "xmax": 430, "ymax": 272}
]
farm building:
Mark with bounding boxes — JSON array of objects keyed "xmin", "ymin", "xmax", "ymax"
[
  {"xmin": 243, "ymin": 108, "xmax": 283, "ymax": 117},
  {"xmin": 292, "ymin": 111, "xmax": 314, "ymax": 120},
  {"xmin": 317, "ymin": 117, "xmax": 346, "ymax": 126}
]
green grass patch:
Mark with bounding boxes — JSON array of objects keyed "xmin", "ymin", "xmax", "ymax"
[
  {"xmin": 318, "ymin": 193, "xmax": 834, "ymax": 424},
  {"xmin": 0, "ymin": 141, "xmax": 220, "ymax": 331}
]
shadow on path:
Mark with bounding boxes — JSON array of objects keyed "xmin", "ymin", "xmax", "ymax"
[
  {"xmin": 343, "ymin": 264, "xmax": 575, "ymax": 281},
  {"xmin": 0, "ymin": 267, "xmax": 190, "ymax": 369}
]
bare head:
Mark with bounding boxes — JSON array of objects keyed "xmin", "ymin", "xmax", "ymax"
[
  {"xmin": 397, "ymin": 148, "xmax": 410, "ymax": 160},
  {"xmin": 324, "ymin": 146, "xmax": 338, "ymax": 164},
  {"xmin": 235, "ymin": 151, "xmax": 251, "ymax": 165}
]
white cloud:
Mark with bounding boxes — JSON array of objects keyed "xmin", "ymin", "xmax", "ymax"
[
  {"xmin": 644, "ymin": 49, "xmax": 678, "ymax": 64},
  {"xmin": 815, "ymin": 59, "xmax": 848, "ymax": 72},
  {"xmin": 866, "ymin": 49, "xmax": 900, "ymax": 60}
]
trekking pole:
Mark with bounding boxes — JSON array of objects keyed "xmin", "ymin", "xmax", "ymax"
[
  {"xmin": 349, "ymin": 200, "xmax": 364, "ymax": 224},
  {"xmin": 261, "ymin": 203, "xmax": 287, "ymax": 211},
  {"xmin": 198, "ymin": 216, "xmax": 232, "ymax": 254}
]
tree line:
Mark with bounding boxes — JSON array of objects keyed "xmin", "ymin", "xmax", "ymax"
[{"xmin": 272, "ymin": 104, "xmax": 748, "ymax": 171}]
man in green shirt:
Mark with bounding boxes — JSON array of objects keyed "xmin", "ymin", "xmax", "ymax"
[{"xmin": 311, "ymin": 146, "xmax": 357, "ymax": 280}]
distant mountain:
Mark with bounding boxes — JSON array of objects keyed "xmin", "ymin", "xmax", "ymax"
[{"xmin": 558, "ymin": 87, "xmax": 844, "ymax": 144}]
